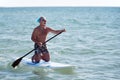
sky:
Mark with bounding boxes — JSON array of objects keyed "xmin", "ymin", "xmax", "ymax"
[{"xmin": 0, "ymin": 0, "xmax": 120, "ymax": 7}]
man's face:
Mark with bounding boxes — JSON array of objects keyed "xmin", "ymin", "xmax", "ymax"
[{"xmin": 40, "ymin": 18, "xmax": 46, "ymax": 26}]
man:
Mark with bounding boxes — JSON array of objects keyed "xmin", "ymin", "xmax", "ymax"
[{"xmin": 31, "ymin": 17, "xmax": 66, "ymax": 63}]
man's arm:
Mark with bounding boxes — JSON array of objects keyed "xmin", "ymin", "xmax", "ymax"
[
  {"xmin": 47, "ymin": 27, "xmax": 66, "ymax": 34},
  {"xmin": 31, "ymin": 28, "xmax": 37, "ymax": 43},
  {"xmin": 31, "ymin": 28, "xmax": 43, "ymax": 47}
]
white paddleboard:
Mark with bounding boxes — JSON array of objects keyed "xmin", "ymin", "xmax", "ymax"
[{"xmin": 21, "ymin": 58, "xmax": 72, "ymax": 69}]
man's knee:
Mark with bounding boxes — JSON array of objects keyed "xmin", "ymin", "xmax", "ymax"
[
  {"xmin": 44, "ymin": 60, "xmax": 49, "ymax": 62},
  {"xmin": 43, "ymin": 58, "xmax": 50, "ymax": 62}
]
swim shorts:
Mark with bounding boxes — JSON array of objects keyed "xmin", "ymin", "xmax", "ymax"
[{"xmin": 34, "ymin": 43, "xmax": 49, "ymax": 54}]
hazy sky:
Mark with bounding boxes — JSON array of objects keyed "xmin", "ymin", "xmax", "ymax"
[{"xmin": 0, "ymin": 0, "xmax": 120, "ymax": 7}]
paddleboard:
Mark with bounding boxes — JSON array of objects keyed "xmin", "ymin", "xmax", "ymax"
[{"xmin": 21, "ymin": 58, "xmax": 73, "ymax": 69}]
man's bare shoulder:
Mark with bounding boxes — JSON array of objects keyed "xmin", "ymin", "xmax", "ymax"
[
  {"xmin": 46, "ymin": 27, "xmax": 52, "ymax": 31},
  {"xmin": 34, "ymin": 26, "xmax": 39, "ymax": 30}
]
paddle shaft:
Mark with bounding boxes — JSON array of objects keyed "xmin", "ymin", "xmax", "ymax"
[{"xmin": 21, "ymin": 31, "xmax": 63, "ymax": 58}]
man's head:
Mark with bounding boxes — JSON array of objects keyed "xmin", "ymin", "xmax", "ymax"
[{"xmin": 37, "ymin": 17, "xmax": 46, "ymax": 26}]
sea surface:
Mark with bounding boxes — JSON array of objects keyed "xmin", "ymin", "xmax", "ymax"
[{"xmin": 0, "ymin": 7, "xmax": 120, "ymax": 80}]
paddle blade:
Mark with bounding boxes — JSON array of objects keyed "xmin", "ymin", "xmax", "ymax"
[{"xmin": 11, "ymin": 57, "xmax": 22, "ymax": 68}]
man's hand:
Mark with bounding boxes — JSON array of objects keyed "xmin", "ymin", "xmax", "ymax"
[
  {"xmin": 61, "ymin": 29, "xmax": 66, "ymax": 32},
  {"xmin": 38, "ymin": 42, "xmax": 42, "ymax": 47}
]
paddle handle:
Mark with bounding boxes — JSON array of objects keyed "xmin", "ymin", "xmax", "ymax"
[{"xmin": 43, "ymin": 31, "xmax": 63, "ymax": 45}]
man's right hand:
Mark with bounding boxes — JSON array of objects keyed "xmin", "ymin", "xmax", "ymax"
[{"xmin": 38, "ymin": 42, "xmax": 42, "ymax": 47}]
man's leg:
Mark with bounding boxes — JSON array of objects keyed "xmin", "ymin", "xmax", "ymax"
[
  {"xmin": 32, "ymin": 53, "xmax": 41, "ymax": 63},
  {"xmin": 41, "ymin": 53, "xmax": 50, "ymax": 62}
]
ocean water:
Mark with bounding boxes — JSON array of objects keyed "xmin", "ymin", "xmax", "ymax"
[{"xmin": 0, "ymin": 7, "xmax": 120, "ymax": 80}]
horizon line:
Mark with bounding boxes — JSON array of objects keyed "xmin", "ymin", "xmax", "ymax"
[{"xmin": 0, "ymin": 5, "xmax": 120, "ymax": 8}]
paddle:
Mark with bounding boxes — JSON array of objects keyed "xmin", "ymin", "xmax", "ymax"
[{"xmin": 11, "ymin": 31, "xmax": 63, "ymax": 68}]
